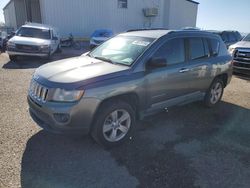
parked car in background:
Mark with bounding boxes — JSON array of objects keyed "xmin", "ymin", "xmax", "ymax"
[
  {"xmin": 0, "ymin": 31, "xmax": 7, "ymax": 52},
  {"xmin": 90, "ymin": 29, "xmax": 113, "ymax": 49},
  {"xmin": 1, "ymin": 31, "xmax": 15, "ymax": 52},
  {"xmin": 207, "ymin": 30, "xmax": 242, "ymax": 48},
  {"xmin": 6, "ymin": 23, "xmax": 60, "ymax": 61},
  {"xmin": 27, "ymin": 29, "xmax": 232, "ymax": 147},
  {"xmin": 229, "ymin": 33, "xmax": 250, "ymax": 77}
]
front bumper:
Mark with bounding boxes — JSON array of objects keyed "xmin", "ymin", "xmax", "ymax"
[
  {"xmin": 7, "ymin": 50, "xmax": 48, "ymax": 57},
  {"xmin": 28, "ymin": 95, "xmax": 101, "ymax": 134}
]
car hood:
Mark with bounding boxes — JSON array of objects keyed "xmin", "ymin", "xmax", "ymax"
[
  {"xmin": 9, "ymin": 36, "xmax": 51, "ymax": 46},
  {"xmin": 35, "ymin": 56, "xmax": 130, "ymax": 88},
  {"xmin": 230, "ymin": 41, "xmax": 250, "ymax": 49}
]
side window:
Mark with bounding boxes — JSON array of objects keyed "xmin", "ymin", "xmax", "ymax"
[
  {"xmin": 189, "ymin": 38, "xmax": 207, "ymax": 60},
  {"xmin": 118, "ymin": 0, "xmax": 127, "ymax": 8},
  {"xmin": 209, "ymin": 38, "xmax": 220, "ymax": 56},
  {"xmin": 203, "ymin": 38, "xmax": 210, "ymax": 57},
  {"xmin": 153, "ymin": 38, "xmax": 185, "ymax": 65}
]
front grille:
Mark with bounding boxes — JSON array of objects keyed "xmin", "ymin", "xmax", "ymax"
[
  {"xmin": 234, "ymin": 49, "xmax": 250, "ymax": 62},
  {"xmin": 16, "ymin": 44, "xmax": 39, "ymax": 53},
  {"xmin": 233, "ymin": 49, "xmax": 250, "ymax": 71},
  {"xmin": 29, "ymin": 80, "xmax": 49, "ymax": 102}
]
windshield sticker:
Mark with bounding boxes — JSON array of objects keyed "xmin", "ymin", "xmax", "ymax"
[{"xmin": 132, "ymin": 41, "xmax": 150, "ymax": 46}]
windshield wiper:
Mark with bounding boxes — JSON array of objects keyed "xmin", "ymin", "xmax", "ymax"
[
  {"xmin": 86, "ymin": 53, "xmax": 93, "ymax": 57},
  {"xmin": 94, "ymin": 56, "xmax": 114, "ymax": 64}
]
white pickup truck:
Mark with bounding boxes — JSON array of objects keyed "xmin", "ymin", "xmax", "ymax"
[
  {"xmin": 6, "ymin": 23, "xmax": 60, "ymax": 61},
  {"xmin": 229, "ymin": 33, "xmax": 250, "ymax": 77}
]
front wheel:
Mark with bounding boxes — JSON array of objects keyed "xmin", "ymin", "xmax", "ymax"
[
  {"xmin": 204, "ymin": 78, "xmax": 224, "ymax": 107},
  {"xmin": 91, "ymin": 100, "xmax": 135, "ymax": 148},
  {"xmin": 9, "ymin": 55, "xmax": 17, "ymax": 61}
]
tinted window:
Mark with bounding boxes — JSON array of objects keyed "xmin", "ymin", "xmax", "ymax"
[
  {"xmin": 153, "ymin": 38, "xmax": 185, "ymax": 65},
  {"xmin": 221, "ymin": 32, "xmax": 228, "ymax": 42},
  {"xmin": 228, "ymin": 32, "xmax": 237, "ymax": 42},
  {"xmin": 189, "ymin": 38, "xmax": 208, "ymax": 60},
  {"xmin": 234, "ymin": 31, "xmax": 242, "ymax": 41},
  {"xmin": 209, "ymin": 38, "xmax": 220, "ymax": 56},
  {"xmin": 118, "ymin": 0, "xmax": 127, "ymax": 8}
]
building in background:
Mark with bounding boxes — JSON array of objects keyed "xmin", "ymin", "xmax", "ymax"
[{"xmin": 3, "ymin": 0, "xmax": 199, "ymax": 37}]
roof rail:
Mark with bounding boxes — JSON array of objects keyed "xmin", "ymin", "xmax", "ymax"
[{"xmin": 126, "ymin": 28, "xmax": 168, "ymax": 32}]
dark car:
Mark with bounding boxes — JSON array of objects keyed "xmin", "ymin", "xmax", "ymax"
[{"xmin": 207, "ymin": 30, "xmax": 242, "ymax": 48}]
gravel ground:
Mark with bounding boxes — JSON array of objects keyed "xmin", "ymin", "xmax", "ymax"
[{"xmin": 0, "ymin": 51, "xmax": 250, "ymax": 188}]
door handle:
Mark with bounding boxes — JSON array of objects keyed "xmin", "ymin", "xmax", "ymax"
[{"xmin": 179, "ymin": 68, "xmax": 190, "ymax": 73}]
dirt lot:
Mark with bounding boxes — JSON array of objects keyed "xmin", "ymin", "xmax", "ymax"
[{"xmin": 0, "ymin": 50, "xmax": 250, "ymax": 188}]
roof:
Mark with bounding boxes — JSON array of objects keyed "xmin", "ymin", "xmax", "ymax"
[
  {"xmin": 3, "ymin": 0, "xmax": 12, "ymax": 10},
  {"xmin": 206, "ymin": 30, "xmax": 240, "ymax": 34},
  {"xmin": 186, "ymin": 0, "xmax": 199, "ymax": 5},
  {"xmin": 120, "ymin": 30, "xmax": 173, "ymax": 38},
  {"xmin": 119, "ymin": 29, "xmax": 215, "ymax": 39},
  {"xmin": 21, "ymin": 23, "xmax": 54, "ymax": 30}
]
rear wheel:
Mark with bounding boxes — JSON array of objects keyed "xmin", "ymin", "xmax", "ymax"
[
  {"xmin": 204, "ymin": 78, "xmax": 224, "ymax": 107},
  {"xmin": 73, "ymin": 41, "xmax": 81, "ymax": 50},
  {"xmin": 91, "ymin": 100, "xmax": 135, "ymax": 148}
]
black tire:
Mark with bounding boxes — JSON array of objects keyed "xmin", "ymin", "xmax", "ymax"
[
  {"xmin": 45, "ymin": 52, "xmax": 52, "ymax": 60},
  {"xmin": 56, "ymin": 44, "xmax": 62, "ymax": 53},
  {"xmin": 9, "ymin": 55, "xmax": 17, "ymax": 61},
  {"xmin": 204, "ymin": 78, "xmax": 224, "ymax": 107},
  {"xmin": 73, "ymin": 42, "xmax": 81, "ymax": 50},
  {"xmin": 91, "ymin": 100, "xmax": 135, "ymax": 148}
]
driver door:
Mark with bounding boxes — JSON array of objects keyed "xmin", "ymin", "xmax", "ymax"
[
  {"xmin": 50, "ymin": 30, "xmax": 59, "ymax": 53},
  {"xmin": 145, "ymin": 38, "xmax": 191, "ymax": 106}
]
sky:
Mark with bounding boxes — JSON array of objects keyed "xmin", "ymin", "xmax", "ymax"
[
  {"xmin": 0, "ymin": 0, "xmax": 249, "ymax": 33},
  {"xmin": 0, "ymin": 0, "xmax": 9, "ymax": 23},
  {"xmin": 195, "ymin": 0, "xmax": 250, "ymax": 33}
]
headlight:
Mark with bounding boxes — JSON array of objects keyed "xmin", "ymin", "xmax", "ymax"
[
  {"xmin": 52, "ymin": 89, "xmax": 84, "ymax": 102},
  {"xmin": 40, "ymin": 45, "xmax": 50, "ymax": 51},
  {"xmin": 7, "ymin": 41, "xmax": 15, "ymax": 48},
  {"xmin": 228, "ymin": 47, "xmax": 235, "ymax": 55}
]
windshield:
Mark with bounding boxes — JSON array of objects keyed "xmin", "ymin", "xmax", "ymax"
[
  {"xmin": 16, "ymin": 27, "xmax": 51, "ymax": 40},
  {"xmin": 89, "ymin": 36, "xmax": 154, "ymax": 66},
  {"xmin": 242, "ymin": 34, "xmax": 250, "ymax": 41}
]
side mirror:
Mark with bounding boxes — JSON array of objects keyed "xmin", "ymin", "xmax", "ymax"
[
  {"xmin": 146, "ymin": 57, "xmax": 167, "ymax": 69},
  {"xmin": 53, "ymin": 36, "xmax": 58, "ymax": 40}
]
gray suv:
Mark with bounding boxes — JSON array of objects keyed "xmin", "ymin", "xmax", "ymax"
[{"xmin": 28, "ymin": 30, "xmax": 233, "ymax": 147}]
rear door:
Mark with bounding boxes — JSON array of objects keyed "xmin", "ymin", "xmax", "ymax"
[{"xmin": 184, "ymin": 37, "xmax": 213, "ymax": 93}]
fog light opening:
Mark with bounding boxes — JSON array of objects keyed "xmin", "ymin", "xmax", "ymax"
[{"xmin": 53, "ymin": 113, "xmax": 70, "ymax": 123}]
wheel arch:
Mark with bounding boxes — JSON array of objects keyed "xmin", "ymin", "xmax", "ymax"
[{"xmin": 90, "ymin": 92, "xmax": 140, "ymax": 131}]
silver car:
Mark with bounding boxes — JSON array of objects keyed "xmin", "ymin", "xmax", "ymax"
[{"xmin": 28, "ymin": 29, "xmax": 232, "ymax": 147}]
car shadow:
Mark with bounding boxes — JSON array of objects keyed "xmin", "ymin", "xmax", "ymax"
[
  {"xmin": 2, "ymin": 48, "xmax": 88, "ymax": 69},
  {"xmin": 21, "ymin": 101, "xmax": 250, "ymax": 188}
]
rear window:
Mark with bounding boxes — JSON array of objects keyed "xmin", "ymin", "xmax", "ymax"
[
  {"xmin": 228, "ymin": 32, "xmax": 237, "ymax": 42},
  {"xmin": 209, "ymin": 38, "xmax": 220, "ymax": 56},
  {"xmin": 234, "ymin": 31, "xmax": 242, "ymax": 41},
  {"xmin": 189, "ymin": 38, "xmax": 209, "ymax": 60}
]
